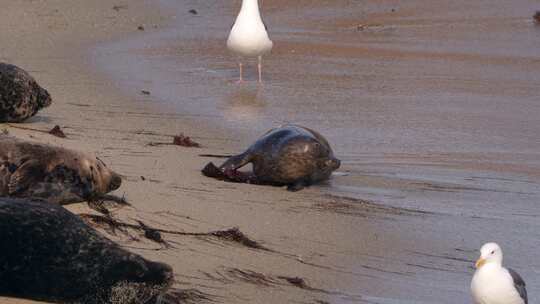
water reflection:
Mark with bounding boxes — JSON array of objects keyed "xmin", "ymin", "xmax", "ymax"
[{"xmin": 223, "ymin": 85, "xmax": 267, "ymax": 123}]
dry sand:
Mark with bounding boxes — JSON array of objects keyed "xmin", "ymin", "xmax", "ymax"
[{"xmin": 1, "ymin": 0, "xmax": 540, "ymax": 304}]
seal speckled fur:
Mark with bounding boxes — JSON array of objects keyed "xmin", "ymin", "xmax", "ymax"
[
  {"xmin": 219, "ymin": 125, "xmax": 341, "ymax": 191},
  {"xmin": 0, "ymin": 198, "xmax": 173, "ymax": 303},
  {"xmin": 0, "ymin": 135, "xmax": 122, "ymax": 204},
  {"xmin": 0, "ymin": 63, "xmax": 52, "ymax": 122}
]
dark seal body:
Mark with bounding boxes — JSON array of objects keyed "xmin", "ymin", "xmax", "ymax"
[
  {"xmin": 0, "ymin": 135, "xmax": 122, "ymax": 204},
  {"xmin": 0, "ymin": 63, "xmax": 52, "ymax": 122},
  {"xmin": 220, "ymin": 125, "xmax": 340, "ymax": 191},
  {"xmin": 0, "ymin": 198, "xmax": 173, "ymax": 303}
]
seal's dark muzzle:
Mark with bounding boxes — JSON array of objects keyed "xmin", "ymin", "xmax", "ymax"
[
  {"xmin": 38, "ymin": 87, "xmax": 52, "ymax": 108},
  {"xmin": 109, "ymin": 173, "xmax": 122, "ymax": 191},
  {"xmin": 143, "ymin": 261, "xmax": 174, "ymax": 287},
  {"xmin": 326, "ymin": 158, "xmax": 341, "ymax": 170}
]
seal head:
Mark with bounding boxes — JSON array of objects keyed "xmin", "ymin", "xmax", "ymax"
[{"xmin": 0, "ymin": 63, "xmax": 52, "ymax": 122}]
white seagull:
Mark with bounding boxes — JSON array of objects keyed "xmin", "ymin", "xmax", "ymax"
[
  {"xmin": 227, "ymin": 0, "xmax": 273, "ymax": 83},
  {"xmin": 471, "ymin": 242, "xmax": 528, "ymax": 304}
]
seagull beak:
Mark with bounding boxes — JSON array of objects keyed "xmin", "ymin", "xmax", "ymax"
[{"xmin": 475, "ymin": 257, "xmax": 486, "ymax": 269}]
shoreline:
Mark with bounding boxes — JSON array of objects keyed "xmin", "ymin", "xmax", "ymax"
[{"xmin": 2, "ymin": 1, "xmax": 540, "ymax": 303}]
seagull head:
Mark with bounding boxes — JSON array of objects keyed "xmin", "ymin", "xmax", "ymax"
[{"xmin": 476, "ymin": 242, "xmax": 503, "ymax": 269}]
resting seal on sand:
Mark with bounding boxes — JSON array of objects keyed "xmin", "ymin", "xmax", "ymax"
[
  {"xmin": 0, "ymin": 135, "xmax": 122, "ymax": 204},
  {"xmin": 0, "ymin": 63, "xmax": 52, "ymax": 122},
  {"xmin": 219, "ymin": 125, "xmax": 340, "ymax": 191},
  {"xmin": 0, "ymin": 198, "xmax": 173, "ymax": 303}
]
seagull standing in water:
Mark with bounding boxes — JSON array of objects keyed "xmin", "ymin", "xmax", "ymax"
[
  {"xmin": 227, "ymin": 0, "xmax": 273, "ymax": 83},
  {"xmin": 471, "ymin": 242, "xmax": 528, "ymax": 304}
]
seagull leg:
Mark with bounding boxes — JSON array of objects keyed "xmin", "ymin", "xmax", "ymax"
[
  {"xmin": 258, "ymin": 56, "xmax": 263, "ymax": 83},
  {"xmin": 236, "ymin": 62, "xmax": 243, "ymax": 84}
]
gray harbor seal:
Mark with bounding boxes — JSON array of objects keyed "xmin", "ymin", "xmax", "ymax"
[
  {"xmin": 0, "ymin": 197, "xmax": 173, "ymax": 303},
  {"xmin": 0, "ymin": 135, "xmax": 122, "ymax": 204},
  {"xmin": 0, "ymin": 63, "xmax": 52, "ymax": 122},
  {"xmin": 218, "ymin": 125, "xmax": 340, "ymax": 191}
]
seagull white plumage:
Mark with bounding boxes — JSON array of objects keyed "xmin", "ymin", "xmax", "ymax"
[
  {"xmin": 227, "ymin": 0, "xmax": 273, "ymax": 83},
  {"xmin": 471, "ymin": 242, "xmax": 527, "ymax": 304}
]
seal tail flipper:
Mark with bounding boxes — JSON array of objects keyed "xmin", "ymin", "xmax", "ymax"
[
  {"xmin": 219, "ymin": 152, "xmax": 252, "ymax": 171},
  {"xmin": 7, "ymin": 159, "xmax": 45, "ymax": 195}
]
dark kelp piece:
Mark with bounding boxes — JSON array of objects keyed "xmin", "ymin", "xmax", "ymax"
[{"xmin": 201, "ymin": 162, "xmax": 262, "ymax": 184}]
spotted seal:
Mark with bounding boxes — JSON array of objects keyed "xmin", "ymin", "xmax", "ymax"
[
  {"xmin": 219, "ymin": 125, "xmax": 341, "ymax": 191},
  {"xmin": 0, "ymin": 197, "xmax": 173, "ymax": 303},
  {"xmin": 0, "ymin": 63, "xmax": 52, "ymax": 122},
  {"xmin": 0, "ymin": 135, "xmax": 122, "ymax": 204}
]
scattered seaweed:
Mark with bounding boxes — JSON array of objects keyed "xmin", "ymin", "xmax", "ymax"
[
  {"xmin": 137, "ymin": 220, "xmax": 168, "ymax": 247},
  {"xmin": 535, "ymin": 11, "xmax": 540, "ymax": 23},
  {"xmin": 2, "ymin": 128, "xmax": 9, "ymax": 135},
  {"xmin": 277, "ymin": 276, "xmax": 331, "ymax": 294},
  {"xmin": 6, "ymin": 123, "xmax": 67, "ymax": 138},
  {"xmin": 141, "ymin": 90, "xmax": 151, "ymax": 95},
  {"xmin": 226, "ymin": 269, "xmax": 278, "ymax": 286},
  {"xmin": 277, "ymin": 276, "xmax": 309, "ymax": 289},
  {"xmin": 148, "ymin": 134, "xmax": 201, "ymax": 148},
  {"xmin": 138, "ymin": 25, "xmax": 145, "ymax": 31},
  {"xmin": 223, "ymin": 269, "xmax": 335, "ymax": 295},
  {"xmin": 351, "ymin": 23, "xmax": 387, "ymax": 33},
  {"xmin": 80, "ymin": 214, "xmax": 268, "ymax": 250},
  {"xmin": 201, "ymin": 162, "xmax": 265, "ymax": 185},
  {"xmin": 198, "ymin": 154, "xmax": 233, "ymax": 158},
  {"xmin": 80, "ymin": 214, "xmax": 130, "ymax": 236},
  {"xmin": 173, "ymin": 134, "xmax": 200, "ymax": 147},
  {"xmin": 112, "ymin": 5, "xmax": 128, "ymax": 12},
  {"xmin": 189, "ymin": 9, "xmax": 198, "ymax": 15},
  {"xmin": 210, "ymin": 227, "xmax": 266, "ymax": 250},
  {"xmin": 87, "ymin": 201, "xmax": 112, "ymax": 216},
  {"xmin": 356, "ymin": 24, "xmax": 367, "ymax": 31},
  {"xmin": 87, "ymin": 194, "xmax": 131, "ymax": 215},
  {"xmin": 100, "ymin": 194, "xmax": 131, "ymax": 206},
  {"xmin": 199, "ymin": 270, "xmax": 235, "ymax": 284},
  {"xmin": 48, "ymin": 125, "xmax": 66, "ymax": 138}
]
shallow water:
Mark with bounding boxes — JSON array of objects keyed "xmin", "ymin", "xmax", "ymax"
[{"xmin": 92, "ymin": 0, "xmax": 540, "ymax": 303}]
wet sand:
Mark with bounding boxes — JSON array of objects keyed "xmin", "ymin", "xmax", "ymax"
[{"xmin": 2, "ymin": 0, "xmax": 540, "ymax": 303}]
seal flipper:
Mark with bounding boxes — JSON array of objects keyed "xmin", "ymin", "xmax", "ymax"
[
  {"xmin": 7, "ymin": 159, "xmax": 46, "ymax": 195},
  {"xmin": 287, "ymin": 180, "xmax": 308, "ymax": 192},
  {"xmin": 219, "ymin": 152, "xmax": 253, "ymax": 171}
]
